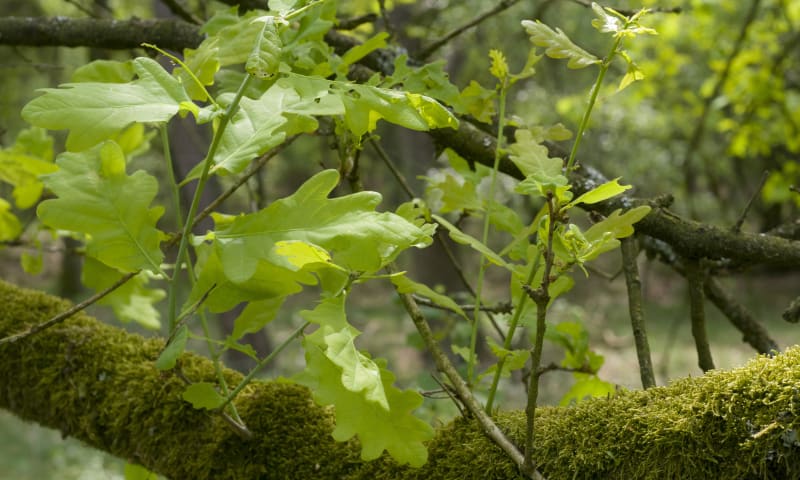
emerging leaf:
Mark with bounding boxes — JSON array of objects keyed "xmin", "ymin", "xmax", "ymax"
[
  {"xmin": 521, "ymin": 20, "xmax": 600, "ymax": 69},
  {"xmin": 246, "ymin": 16, "xmax": 282, "ymax": 79}
]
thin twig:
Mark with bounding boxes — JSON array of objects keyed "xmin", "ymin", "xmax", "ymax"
[
  {"xmin": 620, "ymin": 236, "xmax": 656, "ymax": 388},
  {"xmin": 194, "ymin": 136, "xmax": 298, "ymax": 225},
  {"xmin": 417, "ymin": 0, "xmax": 522, "ymax": 60},
  {"xmin": 336, "ymin": 13, "xmax": 378, "ymax": 31},
  {"xmin": 0, "ymin": 271, "xmax": 137, "ymax": 344},
  {"xmin": 732, "ymin": 170, "xmax": 769, "ymax": 233},
  {"xmin": 568, "ymin": 0, "xmax": 682, "ymax": 15},
  {"xmin": 686, "ymin": 260, "xmax": 715, "ymax": 372},
  {"xmin": 160, "ymin": 0, "xmax": 203, "ymax": 25},
  {"xmin": 390, "ymin": 264, "xmax": 543, "ymax": 480},
  {"xmin": 413, "ymin": 296, "xmax": 513, "ymax": 315}
]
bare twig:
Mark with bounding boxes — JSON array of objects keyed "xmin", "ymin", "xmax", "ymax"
[
  {"xmin": 413, "ymin": 296, "xmax": 513, "ymax": 314},
  {"xmin": 390, "ymin": 264, "xmax": 543, "ymax": 480},
  {"xmin": 568, "ymin": 0, "xmax": 682, "ymax": 16},
  {"xmin": 732, "ymin": 170, "xmax": 769, "ymax": 233},
  {"xmin": 620, "ymin": 236, "xmax": 656, "ymax": 388},
  {"xmin": 417, "ymin": 0, "xmax": 522, "ymax": 60},
  {"xmin": 686, "ymin": 260, "xmax": 715, "ymax": 372},
  {"xmin": 0, "ymin": 271, "xmax": 137, "ymax": 345},
  {"xmin": 336, "ymin": 13, "xmax": 378, "ymax": 31},
  {"xmin": 160, "ymin": 0, "xmax": 203, "ymax": 25}
]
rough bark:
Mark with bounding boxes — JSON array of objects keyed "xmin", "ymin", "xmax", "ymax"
[{"xmin": 1, "ymin": 279, "xmax": 799, "ymax": 480}]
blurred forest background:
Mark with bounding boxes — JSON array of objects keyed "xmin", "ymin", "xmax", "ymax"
[{"xmin": 1, "ymin": 0, "xmax": 798, "ymax": 477}]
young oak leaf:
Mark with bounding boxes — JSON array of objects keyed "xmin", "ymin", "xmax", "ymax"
[
  {"xmin": 37, "ymin": 141, "xmax": 165, "ymax": 273},
  {"xmin": 213, "ymin": 169, "xmax": 432, "ymax": 283},
  {"xmin": 297, "ymin": 297, "xmax": 433, "ymax": 466},
  {"xmin": 22, "ymin": 57, "xmax": 192, "ymax": 151},
  {"xmin": 521, "ymin": 19, "xmax": 600, "ymax": 69}
]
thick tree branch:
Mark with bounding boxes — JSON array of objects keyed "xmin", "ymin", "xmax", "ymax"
[
  {"xmin": 1, "ymin": 279, "xmax": 800, "ymax": 479},
  {"xmin": 0, "ymin": 16, "xmax": 203, "ymax": 51}
]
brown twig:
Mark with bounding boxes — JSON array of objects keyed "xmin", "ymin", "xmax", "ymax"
[
  {"xmin": 686, "ymin": 260, "xmax": 715, "ymax": 372},
  {"xmin": 732, "ymin": 170, "xmax": 769, "ymax": 233},
  {"xmin": 390, "ymin": 264, "xmax": 543, "ymax": 480},
  {"xmin": 620, "ymin": 236, "xmax": 656, "ymax": 388},
  {"xmin": 417, "ymin": 0, "xmax": 522, "ymax": 60}
]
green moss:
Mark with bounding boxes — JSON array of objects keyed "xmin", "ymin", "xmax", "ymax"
[{"xmin": 1, "ymin": 279, "xmax": 799, "ymax": 479}]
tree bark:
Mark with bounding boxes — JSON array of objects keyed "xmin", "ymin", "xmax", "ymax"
[{"xmin": 1, "ymin": 279, "xmax": 799, "ymax": 480}]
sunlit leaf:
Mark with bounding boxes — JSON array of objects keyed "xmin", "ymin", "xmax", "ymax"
[
  {"xmin": 183, "ymin": 382, "xmax": 226, "ymax": 410},
  {"xmin": 567, "ymin": 178, "xmax": 631, "ymax": 208},
  {"xmin": 22, "ymin": 57, "xmax": 191, "ymax": 150},
  {"xmin": 214, "ymin": 169, "xmax": 432, "ymax": 282},
  {"xmin": 155, "ymin": 325, "xmax": 188, "ymax": 371},
  {"xmin": 297, "ymin": 297, "xmax": 433, "ymax": 466},
  {"xmin": 391, "ymin": 273, "xmax": 467, "ymax": 318}
]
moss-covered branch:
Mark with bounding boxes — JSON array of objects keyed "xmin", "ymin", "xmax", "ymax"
[
  {"xmin": 0, "ymin": 15, "xmax": 797, "ymax": 268},
  {"xmin": 1, "ymin": 279, "xmax": 800, "ymax": 479}
]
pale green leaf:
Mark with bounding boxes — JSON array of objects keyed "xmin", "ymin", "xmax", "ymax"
[
  {"xmin": 37, "ymin": 142, "xmax": 165, "ymax": 273},
  {"xmin": 509, "ymin": 128, "xmax": 567, "ymax": 192},
  {"xmin": 123, "ymin": 463, "xmax": 158, "ymax": 480},
  {"xmin": 324, "ymin": 328, "xmax": 389, "ymax": 409},
  {"xmin": 0, "ymin": 127, "xmax": 57, "ymax": 208},
  {"xmin": 489, "ymin": 49, "xmax": 509, "ymax": 81},
  {"xmin": 297, "ymin": 298, "xmax": 432, "ymax": 466},
  {"xmin": 156, "ymin": 325, "xmax": 188, "ymax": 371},
  {"xmin": 0, "ymin": 198, "xmax": 21, "ymax": 241},
  {"xmin": 22, "ymin": 57, "xmax": 191, "ymax": 151},
  {"xmin": 560, "ymin": 374, "xmax": 616, "ymax": 405},
  {"xmin": 213, "ymin": 170, "xmax": 432, "ymax": 283},
  {"xmin": 274, "ymin": 239, "xmax": 337, "ymax": 271},
  {"xmin": 246, "ymin": 16, "xmax": 282, "ymax": 79},
  {"xmin": 229, "ymin": 297, "xmax": 285, "ymax": 341},
  {"xmin": 71, "ymin": 59, "xmax": 135, "ymax": 83},
  {"xmin": 567, "ymin": 178, "xmax": 631, "ymax": 208},
  {"xmin": 391, "ymin": 273, "xmax": 467, "ymax": 318},
  {"xmin": 182, "ymin": 382, "xmax": 226, "ymax": 410},
  {"xmin": 584, "ymin": 205, "xmax": 651, "ymax": 241},
  {"xmin": 521, "ymin": 20, "xmax": 600, "ymax": 69},
  {"xmin": 432, "ymin": 214, "xmax": 511, "ymax": 269},
  {"xmin": 342, "ymin": 32, "xmax": 389, "ymax": 66}
]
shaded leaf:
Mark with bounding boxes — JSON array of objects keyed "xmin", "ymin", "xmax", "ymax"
[{"xmin": 37, "ymin": 142, "xmax": 165, "ymax": 273}]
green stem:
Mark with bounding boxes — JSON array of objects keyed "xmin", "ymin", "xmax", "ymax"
[
  {"xmin": 524, "ymin": 195, "xmax": 557, "ymax": 472},
  {"xmin": 484, "ymin": 254, "xmax": 538, "ymax": 413},
  {"xmin": 468, "ymin": 80, "xmax": 508, "ymax": 386},
  {"xmin": 565, "ymin": 34, "xmax": 623, "ymax": 172},
  {"xmin": 218, "ymin": 321, "xmax": 310, "ymax": 412},
  {"xmin": 168, "ymin": 74, "xmax": 253, "ymax": 332}
]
